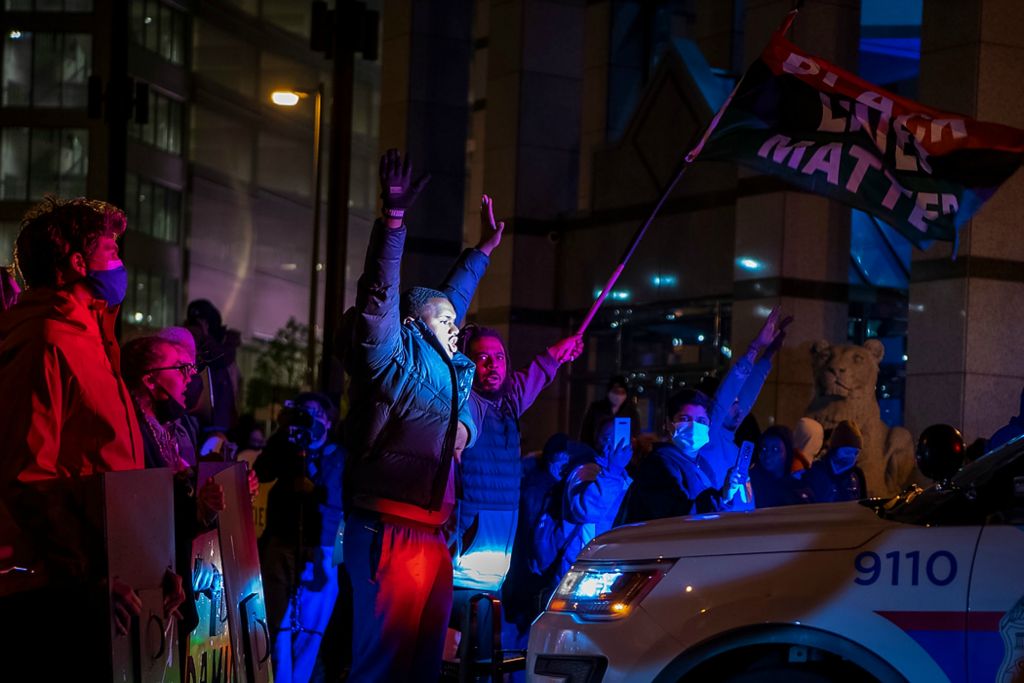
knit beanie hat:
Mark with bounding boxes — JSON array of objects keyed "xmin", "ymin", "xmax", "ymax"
[
  {"xmin": 794, "ymin": 417, "xmax": 824, "ymax": 455},
  {"xmin": 829, "ymin": 420, "xmax": 863, "ymax": 450}
]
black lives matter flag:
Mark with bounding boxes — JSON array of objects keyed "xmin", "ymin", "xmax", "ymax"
[{"xmin": 697, "ymin": 20, "xmax": 1024, "ymax": 249}]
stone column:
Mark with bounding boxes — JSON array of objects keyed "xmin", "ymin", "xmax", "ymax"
[
  {"xmin": 473, "ymin": 0, "xmax": 586, "ymax": 447},
  {"xmin": 905, "ymin": 0, "xmax": 1024, "ymax": 442},
  {"xmin": 379, "ymin": 0, "xmax": 474, "ymax": 287}
]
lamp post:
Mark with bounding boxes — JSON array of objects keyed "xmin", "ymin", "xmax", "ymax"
[{"xmin": 271, "ymin": 84, "xmax": 324, "ymax": 389}]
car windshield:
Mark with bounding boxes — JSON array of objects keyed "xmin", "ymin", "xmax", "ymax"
[{"xmin": 866, "ymin": 434, "xmax": 1024, "ymax": 525}]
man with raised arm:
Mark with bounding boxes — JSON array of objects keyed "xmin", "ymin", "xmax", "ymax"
[{"xmin": 343, "ymin": 150, "xmax": 478, "ymax": 682}]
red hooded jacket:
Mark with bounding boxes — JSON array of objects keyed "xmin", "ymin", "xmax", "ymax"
[{"xmin": 0, "ymin": 289, "xmax": 143, "ymax": 484}]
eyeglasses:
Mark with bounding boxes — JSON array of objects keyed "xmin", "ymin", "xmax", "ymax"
[{"xmin": 147, "ymin": 362, "xmax": 198, "ymax": 379}]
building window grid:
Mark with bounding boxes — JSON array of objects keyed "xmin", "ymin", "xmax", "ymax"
[
  {"xmin": 0, "ymin": 126, "xmax": 88, "ymax": 200},
  {"xmin": 130, "ymin": 0, "xmax": 186, "ymax": 66},
  {"xmin": 2, "ymin": 32, "xmax": 92, "ymax": 108},
  {"xmin": 125, "ymin": 172, "xmax": 181, "ymax": 243},
  {"xmin": 4, "ymin": 0, "xmax": 93, "ymax": 10},
  {"xmin": 129, "ymin": 89, "xmax": 183, "ymax": 155},
  {"xmin": 126, "ymin": 264, "xmax": 177, "ymax": 329}
]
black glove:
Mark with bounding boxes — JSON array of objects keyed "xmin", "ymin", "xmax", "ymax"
[{"xmin": 379, "ymin": 148, "xmax": 430, "ymax": 218}]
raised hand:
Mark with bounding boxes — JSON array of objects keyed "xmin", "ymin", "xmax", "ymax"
[
  {"xmin": 752, "ymin": 307, "xmax": 793, "ymax": 354},
  {"xmin": 547, "ymin": 335, "xmax": 584, "ymax": 364},
  {"xmin": 476, "ymin": 194, "xmax": 505, "ymax": 257},
  {"xmin": 379, "ymin": 149, "xmax": 430, "ymax": 224},
  {"xmin": 162, "ymin": 569, "xmax": 186, "ymax": 621},
  {"xmin": 603, "ymin": 439, "xmax": 633, "ymax": 475}
]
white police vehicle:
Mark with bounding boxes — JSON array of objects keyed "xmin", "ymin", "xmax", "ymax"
[{"xmin": 527, "ymin": 439, "xmax": 1024, "ymax": 682}]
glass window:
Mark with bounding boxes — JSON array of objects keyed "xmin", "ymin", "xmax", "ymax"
[
  {"xmin": 0, "ymin": 127, "xmax": 29, "ymax": 199},
  {"xmin": 129, "ymin": 89, "xmax": 183, "ymax": 155},
  {"xmin": 129, "ymin": 0, "xmax": 186, "ymax": 66},
  {"xmin": 0, "ymin": 127, "xmax": 87, "ymax": 200},
  {"xmin": 2, "ymin": 32, "xmax": 92, "ymax": 108},
  {"xmin": 125, "ymin": 265, "xmax": 178, "ymax": 329},
  {"xmin": 4, "ymin": 0, "xmax": 93, "ymax": 9},
  {"xmin": 191, "ymin": 105, "xmax": 253, "ymax": 182},
  {"xmin": 1, "ymin": 31, "xmax": 91, "ymax": 108},
  {"xmin": 124, "ymin": 172, "xmax": 181, "ymax": 243},
  {"xmin": 0, "ymin": 221, "xmax": 19, "ymax": 266},
  {"xmin": 193, "ymin": 19, "xmax": 256, "ymax": 99},
  {"xmin": 262, "ymin": 0, "xmax": 311, "ymax": 39},
  {"xmin": 2, "ymin": 31, "xmax": 32, "ymax": 106}
]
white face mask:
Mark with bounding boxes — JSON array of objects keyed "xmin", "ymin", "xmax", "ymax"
[{"xmin": 672, "ymin": 421, "xmax": 710, "ymax": 456}]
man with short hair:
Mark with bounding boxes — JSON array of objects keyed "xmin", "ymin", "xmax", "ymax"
[{"xmin": 343, "ymin": 150, "xmax": 478, "ymax": 682}]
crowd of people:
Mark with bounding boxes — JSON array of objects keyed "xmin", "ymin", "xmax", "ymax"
[{"xmin": 0, "ymin": 151, "xmax": 1015, "ymax": 682}]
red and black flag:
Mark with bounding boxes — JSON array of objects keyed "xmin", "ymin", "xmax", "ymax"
[{"xmin": 695, "ymin": 13, "xmax": 1024, "ymax": 249}]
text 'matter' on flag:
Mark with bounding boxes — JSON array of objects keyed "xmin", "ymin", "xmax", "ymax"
[{"xmin": 698, "ymin": 25, "xmax": 1024, "ymax": 248}]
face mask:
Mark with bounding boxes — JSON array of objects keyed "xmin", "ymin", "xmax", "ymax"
[
  {"xmin": 86, "ymin": 259, "xmax": 128, "ymax": 306},
  {"xmin": 608, "ymin": 391, "xmax": 626, "ymax": 408},
  {"xmin": 184, "ymin": 374, "xmax": 204, "ymax": 411},
  {"xmin": 672, "ymin": 421, "xmax": 710, "ymax": 456},
  {"xmin": 151, "ymin": 377, "xmax": 187, "ymax": 423},
  {"xmin": 154, "ymin": 396, "xmax": 187, "ymax": 423},
  {"xmin": 830, "ymin": 447, "xmax": 859, "ymax": 474}
]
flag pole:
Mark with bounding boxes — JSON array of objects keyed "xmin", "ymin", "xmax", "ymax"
[
  {"xmin": 575, "ymin": 7, "xmax": 800, "ymax": 337},
  {"xmin": 576, "ymin": 63, "xmax": 753, "ymax": 336}
]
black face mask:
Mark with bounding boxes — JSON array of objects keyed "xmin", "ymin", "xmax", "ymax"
[
  {"xmin": 154, "ymin": 396, "xmax": 187, "ymax": 424},
  {"xmin": 184, "ymin": 373, "xmax": 204, "ymax": 411},
  {"xmin": 151, "ymin": 378, "xmax": 187, "ymax": 423}
]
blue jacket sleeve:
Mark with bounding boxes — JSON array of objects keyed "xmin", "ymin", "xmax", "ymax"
[
  {"xmin": 709, "ymin": 355, "xmax": 754, "ymax": 434},
  {"xmin": 440, "ymin": 248, "xmax": 490, "ymax": 325},
  {"xmin": 565, "ymin": 463, "xmax": 632, "ymax": 525},
  {"xmin": 736, "ymin": 356, "xmax": 772, "ymax": 420},
  {"xmin": 353, "ymin": 220, "xmax": 405, "ymax": 372},
  {"xmin": 506, "ymin": 350, "xmax": 561, "ymax": 419}
]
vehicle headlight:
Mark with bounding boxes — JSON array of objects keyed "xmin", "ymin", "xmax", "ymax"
[{"xmin": 546, "ymin": 559, "xmax": 673, "ymax": 620}]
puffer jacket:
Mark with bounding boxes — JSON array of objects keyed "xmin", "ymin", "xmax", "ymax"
[{"xmin": 345, "ymin": 221, "xmax": 477, "ymax": 515}]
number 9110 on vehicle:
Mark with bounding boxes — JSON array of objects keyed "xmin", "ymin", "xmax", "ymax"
[{"xmin": 527, "ymin": 438, "xmax": 1024, "ymax": 683}]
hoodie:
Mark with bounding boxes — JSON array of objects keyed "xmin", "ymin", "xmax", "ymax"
[{"xmin": 0, "ymin": 289, "xmax": 143, "ymax": 487}]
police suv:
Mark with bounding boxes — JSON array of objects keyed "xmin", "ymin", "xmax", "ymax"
[{"xmin": 527, "ymin": 439, "xmax": 1024, "ymax": 682}]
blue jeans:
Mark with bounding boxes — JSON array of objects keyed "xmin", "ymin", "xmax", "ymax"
[
  {"xmin": 261, "ymin": 539, "xmax": 339, "ymax": 683},
  {"xmin": 345, "ymin": 510, "xmax": 453, "ymax": 683}
]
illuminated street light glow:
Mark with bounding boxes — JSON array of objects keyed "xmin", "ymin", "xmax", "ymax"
[{"xmin": 271, "ymin": 90, "xmax": 302, "ymax": 106}]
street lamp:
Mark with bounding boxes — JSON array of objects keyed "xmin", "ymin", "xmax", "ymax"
[{"xmin": 271, "ymin": 85, "xmax": 324, "ymax": 389}]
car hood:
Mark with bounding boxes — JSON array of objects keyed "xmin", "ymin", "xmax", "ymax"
[{"xmin": 583, "ymin": 502, "xmax": 894, "ymax": 561}]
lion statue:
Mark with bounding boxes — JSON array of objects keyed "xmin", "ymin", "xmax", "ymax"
[{"xmin": 805, "ymin": 339, "xmax": 918, "ymax": 498}]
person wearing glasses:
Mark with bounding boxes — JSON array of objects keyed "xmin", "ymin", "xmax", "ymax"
[
  {"xmin": 621, "ymin": 389, "xmax": 745, "ymax": 524},
  {"xmin": 120, "ymin": 333, "xmax": 227, "ymax": 658}
]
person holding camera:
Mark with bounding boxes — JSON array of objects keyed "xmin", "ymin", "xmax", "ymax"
[{"xmin": 254, "ymin": 392, "xmax": 344, "ymax": 683}]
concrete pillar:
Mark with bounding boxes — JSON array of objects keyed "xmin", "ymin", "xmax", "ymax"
[
  {"xmin": 732, "ymin": 0, "xmax": 860, "ymax": 429},
  {"xmin": 906, "ymin": 0, "xmax": 1024, "ymax": 442},
  {"xmin": 474, "ymin": 0, "xmax": 586, "ymax": 449},
  {"xmin": 379, "ymin": 0, "xmax": 474, "ymax": 288}
]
